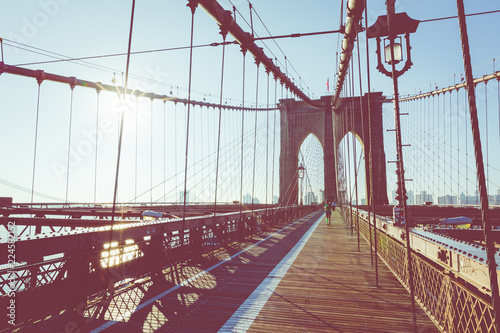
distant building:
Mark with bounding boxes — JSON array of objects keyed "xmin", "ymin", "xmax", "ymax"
[
  {"xmin": 243, "ymin": 193, "xmax": 260, "ymax": 204},
  {"xmin": 438, "ymin": 195, "xmax": 457, "ymax": 205},
  {"xmin": 460, "ymin": 192, "xmax": 478, "ymax": 205},
  {"xmin": 179, "ymin": 190, "xmax": 189, "ymax": 204},
  {"xmin": 243, "ymin": 193, "xmax": 252, "ymax": 204},
  {"xmin": 361, "ymin": 198, "xmax": 366, "ymax": 205},
  {"xmin": 407, "ymin": 191, "xmax": 414, "ymax": 205},
  {"xmin": 489, "ymin": 195, "xmax": 500, "ymax": 206},
  {"xmin": 416, "ymin": 191, "xmax": 433, "ymax": 204},
  {"xmin": 273, "ymin": 195, "xmax": 279, "ymax": 204}
]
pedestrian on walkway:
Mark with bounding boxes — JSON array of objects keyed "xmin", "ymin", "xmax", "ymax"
[{"xmin": 325, "ymin": 201, "xmax": 332, "ymax": 225}]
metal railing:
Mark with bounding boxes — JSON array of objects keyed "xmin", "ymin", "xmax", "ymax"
[
  {"xmin": 0, "ymin": 205, "xmax": 318, "ymax": 331},
  {"xmin": 351, "ymin": 207, "xmax": 497, "ymax": 333}
]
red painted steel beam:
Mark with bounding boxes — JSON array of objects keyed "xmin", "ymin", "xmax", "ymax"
[{"xmin": 196, "ymin": 0, "xmax": 323, "ymax": 109}]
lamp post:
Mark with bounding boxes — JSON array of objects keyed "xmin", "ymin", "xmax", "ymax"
[
  {"xmin": 298, "ymin": 164, "xmax": 305, "ymax": 205},
  {"xmin": 367, "ymin": 1, "xmax": 418, "ymax": 227},
  {"xmin": 368, "ymin": 2, "xmax": 419, "ymax": 332}
]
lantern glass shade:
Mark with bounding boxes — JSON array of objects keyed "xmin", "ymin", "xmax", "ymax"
[
  {"xmin": 298, "ymin": 165, "xmax": 305, "ymax": 179},
  {"xmin": 384, "ymin": 41, "xmax": 402, "ymax": 65}
]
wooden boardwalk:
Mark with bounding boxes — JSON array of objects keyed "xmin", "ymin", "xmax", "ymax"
[
  {"xmin": 246, "ymin": 211, "xmax": 438, "ymax": 333},
  {"xmin": 22, "ymin": 210, "xmax": 439, "ymax": 332}
]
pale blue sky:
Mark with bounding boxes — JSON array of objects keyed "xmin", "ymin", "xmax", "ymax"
[{"xmin": 0, "ymin": 0, "xmax": 498, "ymax": 204}]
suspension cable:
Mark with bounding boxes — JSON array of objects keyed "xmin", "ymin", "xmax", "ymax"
[
  {"xmin": 347, "ymin": 56, "xmax": 352, "ymax": 231},
  {"xmin": 163, "ymin": 101, "xmax": 167, "ymax": 203},
  {"xmin": 347, "ymin": 59, "xmax": 354, "ymax": 233},
  {"xmin": 65, "ymin": 85, "xmax": 75, "ymax": 204},
  {"xmin": 110, "ymin": 0, "xmax": 136, "ymax": 225},
  {"xmin": 355, "ymin": 33, "xmax": 363, "ymax": 252},
  {"xmin": 214, "ymin": 31, "xmax": 228, "ymax": 219},
  {"xmin": 31, "ymin": 80, "xmax": 43, "ymax": 204},
  {"xmin": 365, "ymin": 0, "xmax": 378, "ymax": 282},
  {"xmin": 266, "ymin": 70, "xmax": 270, "ymax": 210},
  {"xmin": 251, "ymin": 61, "xmax": 260, "ymax": 211},
  {"xmin": 135, "ymin": 98, "xmax": 138, "ymax": 203},
  {"xmin": 271, "ymin": 77, "xmax": 277, "ymax": 208},
  {"xmin": 485, "ymin": 82, "xmax": 489, "ymax": 192},
  {"xmin": 182, "ymin": 2, "xmax": 197, "ymax": 233},
  {"xmin": 150, "ymin": 98, "xmax": 154, "ymax": 203},
  {"xmin": 240, "ymin": 48, "xmax": 247, "ymax": 219},
  {"xmin": 94, "ymin": 89, "xmax": 100, "ymax": 204}
]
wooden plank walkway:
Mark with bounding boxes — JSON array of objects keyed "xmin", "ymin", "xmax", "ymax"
[
  {"xmin": 21, "ymin": 210, "xmax": 439, "ymax": 332},
  {"xmin": 246, "ymin": 210, "xmax": 438, "ymax": 333}
]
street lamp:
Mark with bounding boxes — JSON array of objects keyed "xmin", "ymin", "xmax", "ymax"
[
  {"xmin": 367, "ymin": 11, "xmax": 419, "ymax": 78},
  {"xmin": 367, "ymin": 2, "xmax": 419, "ymax": 226},
  {"xmin": 298, "ymin": 164, "xmax": 305, "ymax": 205},
  {"xmin": 368, "ymin": 3, "xmax": 419, "ymax": 330}
]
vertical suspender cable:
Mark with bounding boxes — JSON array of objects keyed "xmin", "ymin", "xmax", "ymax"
[
  {"xmin": 433, "ymin": 94, "xmax": 436, "ymax": 198},
  {"xmin": 356, "ymin": 34, "xmax": 363, "ymax": 253},
  {"xmin": 182, "ymin": 1, "xmax": 198, "ymax": 237},
  {"xmin": 438, "ymin": 93, "xmax": 442, "ymax": 198},
  {"xmin": 65, "ymin": 85, "xmax": 75, "ymax": 204},
  {"xmin": 150, "ymin": 98, "xmax": 153, "ymax": 203},
  {"xmin": 448, "ymin": 91, "xmax": 459, "ymax": 198},
  {"xmin": 348, "ymin": 58, "xmax": 354, "ymax": 234},
  {"xmin": 31, "ymin": 80, "xmax": 43, "ymax": 204},
  {"xmin": 364, "ymin": 0, "xmax": 375, "ymax": 270},
  {"xmin": 485, "ymin": 83, "xmax": 489, "ymax": 192},
  {"xmin": 175, "ymin": 102, "xmax": 178, "ymax": 202},
  {"xmin": 110, "ymin": 0, "xmax": 136, "ymax": 225},
  {"xmin": 240, "ymin": 49, "xmax": 247, "ymax": 220},
  {"xmin": 201, "ymin": 103, "xmax": 205, "ymax": 202},
  {"xmin": 271, "ymin": 77, "xmax": 277, "ymax": 210},
  {"xmin": 279, "ymin": 82, "xmax": 283, "ymax": 207},
  {"xmin": 456, "ymin": 0, "xmax": 500, "ymax": 328},
  {"xmin": 251, "ymin": 61, "xmax": 260, "ymax": 212},
  {"xmin": 214, "ymin": 32, "xmax": 227, "ymax": 220},
  {"xmin": 346, "ymin": 70, "xmax": 352, "ymax": 230},
  {"xmin": 163, "ymin": 101, "xmax": 167, "ymax": 204},
  {"xmin": 427, "ymin": 95, "xmax": 430, "ymax": 198},
  {"xmin": 266, "ymin": 71, "xmax": 270, "ymax": 213},
  {"xmin": 135, "ymin": 99, "xmax": 138, "ymax": 203},
  {"xmin": 465, "ymin": 89, "xmax": 469, "ymax": 202},
  {"xmin": 94, "ymin": 89, "xmax": 100, "ymax": 204},
  {"xmin": 457, "ymin": 89, "xmax": 460, "ymax": 202}
]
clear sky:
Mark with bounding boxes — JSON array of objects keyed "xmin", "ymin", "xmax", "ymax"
[{"xmin": 0, "ymin": 0, "xmax": 498, "ymax": 204}]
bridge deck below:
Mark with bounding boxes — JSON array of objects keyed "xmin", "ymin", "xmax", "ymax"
[
  {"xmin": 20, "ymin": 210, "xmax": 438, "ymax": 332},
  {"xmin": 244, "ymin": 210, "xmax": 438, "ymax": 333}
]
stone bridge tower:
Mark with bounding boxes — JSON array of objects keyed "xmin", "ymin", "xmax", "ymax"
[{"xmin": 279, "ymin": 93, "xmax": 388, "ymax": 206}]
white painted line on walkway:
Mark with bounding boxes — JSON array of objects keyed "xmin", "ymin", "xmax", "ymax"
[
  {"xmin": 218, "ymin": 213, "xmax": 324, "ymax": 333},
  {"xmin": 91, "ymin": 213, "xmax": 321, "ymax": 332}
]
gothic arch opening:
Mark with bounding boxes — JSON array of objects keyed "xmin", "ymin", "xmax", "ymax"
[
  {"xmin": 337, "ymin": 132, "xmax": 366, "ymax": 206},
  {"xmin": 297, "ymin": 133, "xmax": 325, "ymax": 205}
]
